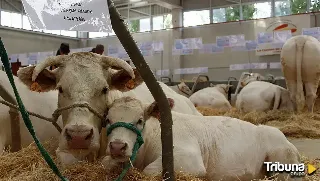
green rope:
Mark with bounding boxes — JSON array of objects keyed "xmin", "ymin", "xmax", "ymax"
[
  {"xmin": 107, "ymin": 122, "xmax": 145, "ymax": 181},
  {"xmin": 0, "ymin": 39, "xmax": 68, "ymax": 181}
]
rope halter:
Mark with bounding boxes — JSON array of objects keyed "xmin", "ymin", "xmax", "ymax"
[{"xmin": 106, "ymin": 121, "xmax": 145, "ymax": 181}]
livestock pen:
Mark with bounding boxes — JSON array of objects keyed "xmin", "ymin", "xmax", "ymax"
[{"xmin": 1, "ymin": 0, "xmax": 320, "ymax": 180}]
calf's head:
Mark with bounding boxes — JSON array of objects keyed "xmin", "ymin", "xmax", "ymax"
[
  {"xmin": 241, "ymin": 73, "xmax": 263, "ymax": 87},
  {"xmin": 17, "ymin": 52, "xmax": 143, "ymax": 153},
  {"xmin": 177, "ymin": 81, "xmax": 192, "ymax": 96},
  {"xmin": 105, "ymin": 97, "xmax": 174, "ymax": 161}
]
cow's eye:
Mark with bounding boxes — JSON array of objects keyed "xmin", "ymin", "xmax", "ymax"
[
  {"xmin": 102, "ymin": 87, "xmax": 109, "ymax": 94},
  {"xmin": 137, "ymin": 119, "xmax": 143, "ymax": 125},
  {"xmin": 58, "ymin": 87, "xmax": 63, "ymax": 93}
]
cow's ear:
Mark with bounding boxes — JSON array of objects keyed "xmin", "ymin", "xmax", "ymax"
[
  {"xmin": 17, "ymin": 66, "xmax": 57, "ymax": 92},
  {"xmin": 144, "ymin": 98, "xmax": 175, "ymax": 120},
  {"xmin": 109, "ymin": 68, "xmax": 143, "ymax": 92}
]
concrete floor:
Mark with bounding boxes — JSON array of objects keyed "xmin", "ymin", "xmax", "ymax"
[{"xmin": 288, "ymin": 138, "xmax": 320, "ymax": 159}]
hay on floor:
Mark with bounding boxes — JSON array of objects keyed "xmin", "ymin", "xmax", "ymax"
[
  {"xmin": 196, "ymin": 107, "xmax": 320, "ymax": 139},
  {"xmin": 0, "ymin": 139, "xmax": 318, "ymax": 181}
]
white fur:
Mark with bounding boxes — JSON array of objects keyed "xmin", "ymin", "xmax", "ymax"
[
  {"xmin": 281, "ymin": 35, "xmax": 320, "ymax": 113},
  {"xmin": 102, "ymin": 97, "xmax": 301, "ymax": 181},
  {"xmin": 0, "ymin": 70, "xmax": 62, "ymax": 152},
  {"xmin": 169, "ymin": 82, "xmax": 193, "ymax": 97},
  {"xmin": 16, "ymin": 53, "xmax": 202, "ymax": 167},
  {"xmin": 107, "ymin": 82, "xmax": 202, "ymax": 116},
  {"xmin": 189, "ymin": 84, "xmax": 232, "ymax": 111},
  {"xmin": 236, "ymin": 81, "xmax": 293, "ymax": 113}
]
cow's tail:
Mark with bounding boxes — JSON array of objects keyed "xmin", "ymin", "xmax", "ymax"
[
  {"xmin": 273, "ymin": 88, "xmax": 281, "ymax": 110},
  {"xmin": 295, "ymin": 38, "xmax": 306, "ymax": 112}
]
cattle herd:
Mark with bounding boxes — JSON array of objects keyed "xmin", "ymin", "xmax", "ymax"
[{"xmin": 0, "ymin": 34, "xmax": 317, "ymax": 181}]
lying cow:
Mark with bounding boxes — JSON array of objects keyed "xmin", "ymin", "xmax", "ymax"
[
  {"xmin": 0, "ymin": 70, "xmax": 62, "ymax": 152},
  {"xmin": 189, "ymin": 84, "xmax": 232, "ymax": 111},
  {"xmin": 281, "ymin": 35, "xmax": 320, "ymax": 113},
  {"xmin": 108, "ymin": 81, "xmax": 202, "ymax": 117},
  {"xmin": 102, "ymin": 96, "xmax": 301, "ymax": 181},
  {"xmin": 17, "ymin": 52, "xmax": 202, "ymax": 167},
  {"xmin": 236, "ymin": 73, "xmax": 293, "ymax": 113},
  {"xmin": 169, "ymin": 81, "xmax": 192, "ymax": 97}
]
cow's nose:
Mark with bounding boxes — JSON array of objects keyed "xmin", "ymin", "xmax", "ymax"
[
  {"xmin": 65, "ymin": 125, "xmax": 94, "ymax": 149},
  {"xmin": 109, "ymin": 140, "xmax": 127, "ymax": 156}
]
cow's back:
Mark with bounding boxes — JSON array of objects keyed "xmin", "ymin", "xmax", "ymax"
[
  {"xmin": 0, "ymin": 70, "xmax": 62, "ymax": 147},
  {"xmin": 189, "ymin": 87, "xmax": 231, "ymax": 110},
  {"xmin": 281, "ymin": 35, "xmax": 320, "ymax": 81}
]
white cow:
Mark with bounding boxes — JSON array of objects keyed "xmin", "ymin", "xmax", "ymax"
[
  {"xmin": 17, "ymin": 52, "xmax": 202, "ymax": 167},
  {"xmin": 169, "ymin": 81, "xmax": 193, "ymax": 97},
  {"xmin": 236, "ymin": 73, "xmax": 293, "ymax": 112},
  {"xmin": 102, "ymin": 96, "xmax": 301, "ymax": 181},
  {"xmin": 108, "ymin": 82, "xmax": 202, "ymax": 116},
  {"xmin": 0, "ymin": 70, "xmax": 62, "ymax": 152},
  {"xmin": 281, "ymin": 35, "xmax": 320, "ymax": 113},
  {"xmin": 189, "ymin": 84, "xmax": 232, "ymax": 111}
]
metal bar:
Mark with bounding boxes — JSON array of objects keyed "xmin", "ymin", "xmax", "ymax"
[
  {"xmin": 307, "ymin": 0, "xmax": 311, "ymax": 12},
  {"xmin": 130, "ymin": 8, "xmax": 150, "ymax": 16},
  {"xmin": 226, "ymin": 0, "xmax": 240, "ymax": 4},
  {"xmin": 239, "ymin": 0, "xmax": 243, "ymax": 20},
  {"xmin": 271, "ymin": 0, "xmax": 275, "ymax": 17},
  {"xmin": 209, "ymin": 0, "xmax": 213, "ymax": 23},
  {"xmin": 118, "ymin": 3, "xmax": 156, "ymax": 10}
]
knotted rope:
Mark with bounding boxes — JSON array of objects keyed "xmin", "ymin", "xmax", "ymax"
[
  {"xmin": 106, "ymin": 122, "xmax": 145, "ymax": 181},
  {"xmin": 0, "ymin": 99, "xmax": 107, "ymax": 133},
  {"xmin": 0, "ymin": 38, "xmax": 68, "ymax": 180}
]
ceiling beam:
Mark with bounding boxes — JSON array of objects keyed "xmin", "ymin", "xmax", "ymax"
[
  {"xmin": 147, "ymin": 0, "xmax": 182, "ymax": 9},
  {"xmin": 130, "ymin": 9, "xmax": 150, "ymax": 16},
  {"xmin": 3, "ymin": 0, "xmax": 22, "ymax": 12}
]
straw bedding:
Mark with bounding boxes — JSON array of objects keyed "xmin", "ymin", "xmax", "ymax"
[
  {"xmin": 0, "ymin": 139, "xmax": 318, "ymax": 181},
  {"xmin": 1, "ymin": 101, "xmax": 320, "ymax": 180},
  {"xmin": 195, "ymin": 99, "xmax": 320, "ymax": 139}
]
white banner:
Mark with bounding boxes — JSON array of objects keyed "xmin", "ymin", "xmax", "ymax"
[
  {"xmin": 156, "ymin": 69, "xmax": 170, "ymax": 76},
  {"xmin": 229, "ymin": 34, "xmax": 246, "ymax": 47},
  {"xmin": 270, "ymin": 62, "xmax": 282, "ymax": 69},
  {"xmin": 174, "ymin": 67, "xmax": 208, "ymax": 75},
  {"xmin": 302, "ymin": 27, "xmax": 320, "ymax": 39},
  {"xmin": 38, "ymin": 51, "xmax": 54, "ymax": 63},
  {"xmin": 18, "ymin": 54, "xmax": 29, "ymax": 66},
  {"xmin": 255, "ymin": 14, "xmax": 310, "ymax": 56},
  {"xmin": 21, "ymin": 0, "xmax": 112, "ymax": 32},
  {"xmin": 273, "ymin": 30, "xmax": 292, "ymax": 43},
  {"xmin": 174, "ymin": 38, "xmax": 202, "ymax": 50},
  {"xmin": 153, "ymin": 41, "xmax": 164, "ymax": 52}
]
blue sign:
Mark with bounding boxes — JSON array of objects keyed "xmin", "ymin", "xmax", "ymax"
[
  {"xmin": 257, "ymin": 32, "xmax": 273, "ymax": 44},
  {"xmin": 302, "ymin": 28, "xmax": 320, "ymax": 39},
  {"xmin": 211, "ymin": 44, "xmax": 224, "ymax": 53},
  {"xmin": 231, "ymin": 46, "xmax": 247, "ymax": 52},
  {"xmin": 246, "ymin": 40, "xmax": 258, "ymax": 50},
  {"xmin": 216, "ymin": 36, "xmax": 230, "ymax": 47}
]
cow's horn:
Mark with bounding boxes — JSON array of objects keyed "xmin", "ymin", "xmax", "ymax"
[
  {"xmin": 32, "ymin": 55, "xmax": 65, "ymax": 81},
  {"xmin": 101, "ymin": 56, "xmax": 135, "ymax": 79}
]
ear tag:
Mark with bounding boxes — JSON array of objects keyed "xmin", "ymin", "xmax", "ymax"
[
  {"xmin": 125, "ymin": 79, "xmax": 135, "ymax": 89},
  {"xmin": 30, "ymin": 82, "xmax": 42, "ymax": 92}
]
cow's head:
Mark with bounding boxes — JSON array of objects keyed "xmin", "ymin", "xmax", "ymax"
[
  {"xmin": 177, "ymin": 81, "xmax": 192, "ymax": 96},
  {"xmin": 240, "ymin": 73, "xmax": 263, "ymax": 87},
  {"xmin": 213, "ymin": 84, "xmax": 233, "ymax": 97},
  {"xmin": 17, "ymin": 52, "xmax": 143, "ymax": 157},
  {"xmin": 105, "ymin": 97, "xmax": 174, "ymax": 161}
]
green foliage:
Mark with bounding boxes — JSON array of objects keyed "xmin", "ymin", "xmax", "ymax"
[
  {"xmin": 128, "ymin": 19, "xmax": 140, "ymax": 33},
  {"xmin": 225, "ymin": 4, "xmax": 257, "ymax": 21},
  {"xmin": 311, "ymin": 0, "xmax": 320, "ymax": 12}
]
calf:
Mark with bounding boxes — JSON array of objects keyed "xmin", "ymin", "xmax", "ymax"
[
  {"xmin": 102, "ymin": 96, "xmax": 301, "ymax": 181},
  {"xmin": 189, "ymin": 84, "xmax": 232, "ymax": 111},
  {"xmin": 236, "ymin": 73, "xmax": 293, "ymax": 113}
]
